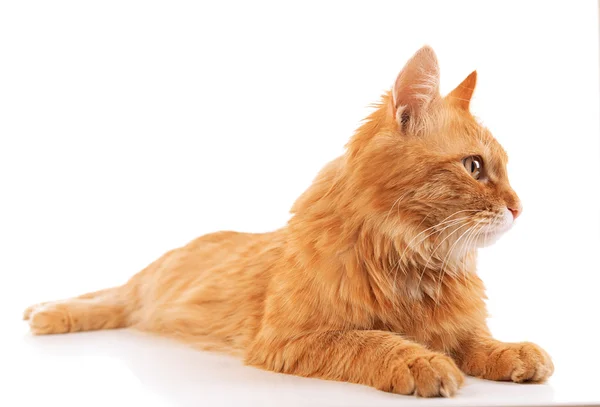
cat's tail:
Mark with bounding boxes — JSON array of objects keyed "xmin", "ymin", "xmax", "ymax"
[{"xmin": 23, "ymin": 283, "xmax": 140, "ymax": 335}]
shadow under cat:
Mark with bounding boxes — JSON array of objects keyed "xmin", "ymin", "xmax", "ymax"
[{"xmin": 22, "ymin": 329, "xmax": 556, "ymax": 407}]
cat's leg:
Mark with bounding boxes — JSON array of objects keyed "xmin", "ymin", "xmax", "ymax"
[
  {"xmin": 453, "ymin": 331, "xmax": 554, "ymax": 383},
  {"xmin": 26, "ymin": 287, "xmax": 134, "ymax": 335},
  {"xmin": 246, "ymin": 330, "xmax": 464, "ymax": 397},
  {"xmin": 23, "ymin": 288, "xmax": 117, "ymax": 320}
]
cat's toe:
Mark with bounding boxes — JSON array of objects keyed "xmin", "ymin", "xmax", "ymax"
[
  {"xmin": 485, "ymin": 342, "xmax": 554, "ymax": 383},
  {"xmin": 402, "ymin": 354, "xmax": 464, "ymax": 397},
  {"xmin": 23, "ymin": 302, "xmax": 46, "ymax": 321},
  {"xmin": 29, "ymin": 305, "xmax": 71, "ymax": 335},
  {"xmin": 510, "ymin": 343, "xmax": 554, "ymax": 383},
  {"xmin": 23, "ymin": 306, "xmax": 34, "ymax": 321}
]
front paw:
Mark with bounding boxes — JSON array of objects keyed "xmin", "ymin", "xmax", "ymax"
[
  {"xmin": 468, "ymin": 342, "xmax": 554, "ymax": 383},
  {"xmin": 386, "ymin": 353, "xmax": 464, "ymax": 397}
]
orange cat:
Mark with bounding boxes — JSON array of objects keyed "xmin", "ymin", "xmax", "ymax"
[{"xmin": 24, "ymin": 46, "xmax": 553, "ymax": 397}]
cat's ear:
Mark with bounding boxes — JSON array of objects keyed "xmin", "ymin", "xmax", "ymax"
[
  {"xmin": 392, "ymin": 46, "xmax": 440, "ymax": 128},
  {"xmin": 447, "ymin": 70, "xmax": 477, "ymax": 110}
]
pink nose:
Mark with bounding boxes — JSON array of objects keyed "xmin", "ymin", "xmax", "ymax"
[{"xmin": 508, "ymin": 206, "xmax": 522, "ymax": 220}]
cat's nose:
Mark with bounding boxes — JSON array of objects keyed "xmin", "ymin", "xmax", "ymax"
[{"xmin": 508, "ymin": 204, "xmax": 522, "ymax": 220}]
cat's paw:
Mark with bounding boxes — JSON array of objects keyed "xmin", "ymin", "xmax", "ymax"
[
  {"xmin": 27, "ymin": 304, "xmax": 71, "ymax": 335},
  {"xmin": 388, "ymin": 353, "xmax": 464, "ymax": 397},
  {"xmin": 483, "ymin": 342, "xmax": 554, "ymax": 383},
  {"xmin": 23, "ymin": 302, "xmax": 47, "ymax": 320}
]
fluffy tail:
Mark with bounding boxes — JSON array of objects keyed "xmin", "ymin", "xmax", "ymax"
[{"xmin": 23, "ymin": 285, "xmax": 137, "ymax": 335}]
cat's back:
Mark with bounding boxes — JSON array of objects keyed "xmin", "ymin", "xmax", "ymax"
[
  {"xmin": 187, "ymin": 229, "xmax": 284, "ymax": 271},
  {"xmin": 141, "ymin": 229, "xmax": 281, "ymax": 296}
]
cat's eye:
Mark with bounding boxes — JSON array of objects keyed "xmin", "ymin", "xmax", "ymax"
[{"xmin": 463, "ymin": 155, "xmax": 483, "ymax": 180}]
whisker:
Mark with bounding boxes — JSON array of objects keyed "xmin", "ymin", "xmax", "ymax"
[
  {"xmin": 383, "ymin": 192, "xmax": 411, "ymax": 225},
  {"xmin": 395, "ymin": 209, "xmax": 479, "ymax": 265},
  {"xmin": 390, "ymin": 216, "xmax": 471, "ymax": 291},
  {"xmin": 391, "ymin": 215, "xmax": 471, "ymax": 273},
  {"xmin": 436, "ymin": 219, "xmax": 487, "ymax": 302},
  {"xmin": 416, "ymin": 221, "xmax": 471, "ymax": 293},
  {"xmin": 459, "ymin": 220, "xmax": 486, "ymax": 288},
  {"xmin": 434, "ymin": 222, "xmax": 485, "ymax": 308},
  {"xmin": 439, "ymin": 218, "xmax": 486, "ymax": 278},
  {"xmin": 454, "ymin": 225, "xmax": 477, "ymax": 292}
]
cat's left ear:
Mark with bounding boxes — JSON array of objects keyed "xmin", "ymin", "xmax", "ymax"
[
  {"xmin": 392, "ymin": 46, "xmax": 441, "ymax": 128},
  {"xmin": 447, "ymin": 70, "xmax": 477, "ymax": 110}
]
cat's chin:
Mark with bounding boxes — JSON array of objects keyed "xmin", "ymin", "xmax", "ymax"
[{"xmin": 473, "ymin": 208, "xmax": 515, "ymax": 248}]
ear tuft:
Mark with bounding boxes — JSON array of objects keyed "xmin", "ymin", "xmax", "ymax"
[
  {"xmin": 392, "ymin": 46, "xmax": 441, "ymax": 129},
  {"xmin": 447, "ymin": 70, "xmax": 477, "ymax": 110}
]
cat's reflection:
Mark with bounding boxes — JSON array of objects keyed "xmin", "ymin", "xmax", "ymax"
[{"xmin": 23, "ymin": 329, "xmax": 555, "ymax": 407}]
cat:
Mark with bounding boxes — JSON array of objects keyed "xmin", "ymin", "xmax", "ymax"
[{"xmin": 24, "ymin": 45, "xmax": 553, "ymax": 398}]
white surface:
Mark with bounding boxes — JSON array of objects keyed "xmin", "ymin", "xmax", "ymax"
[
  {"xmin": 2, "ymin": 1, "xmax": 600, "ymax": 406},
  {"xmin": 9, "ymin": 322, "xmax": 600, "ymax": 407}
]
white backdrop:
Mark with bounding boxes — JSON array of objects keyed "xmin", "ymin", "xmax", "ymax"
[{"xmin": 1, "ymin": 1, "xmax": 599, "ymax": 405}]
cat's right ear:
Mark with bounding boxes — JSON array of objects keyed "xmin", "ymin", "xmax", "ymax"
[
  {"xmin": 447, "ymin": 70, "xmax": 477, "ymax": 111},
  {"xmin": 392, "ymin": 46, "xmax": 441, "ymax": 129}
]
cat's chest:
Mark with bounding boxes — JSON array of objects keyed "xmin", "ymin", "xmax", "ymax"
[{"xmin": 385, "ymin": 279, "xmax": 486, "ymax": 351}]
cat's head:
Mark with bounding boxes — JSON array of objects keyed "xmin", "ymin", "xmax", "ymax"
[{"xmin": 346, "ymin": 46, "xmax": 520, "ymax": 250}]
